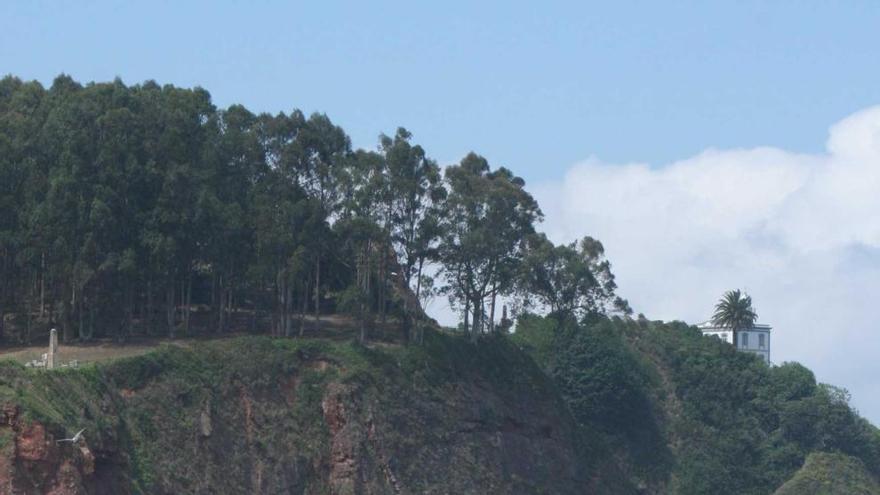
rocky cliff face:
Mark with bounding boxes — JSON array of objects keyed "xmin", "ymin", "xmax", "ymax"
[
  {"xmin": 1, "ymin": 404, "xmax": 95, "ymax": 495},
  {"xmin": 0, "ymin": 335, "xmax": 586, "ymax": 494}
]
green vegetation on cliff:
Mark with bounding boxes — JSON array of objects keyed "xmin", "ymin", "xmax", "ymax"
[
  {"xmin": 513, "ymin": 314, "xmax": 880, "ymax": 494},
  {"xmin": 774, "ymin": 452, "xmax": 880, "ymax": 495},
  {"xmin": 1, "ymin": 332, "xmax": 583, "ymax": 494},
  {"xmin": 3, "ymin": 318, "xmax": 880, "ymax": 493}
]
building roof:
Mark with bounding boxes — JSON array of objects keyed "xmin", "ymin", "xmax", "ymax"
[{"xmin": 697, "ymin": 321, "xmax": 771, "ymax": 331}]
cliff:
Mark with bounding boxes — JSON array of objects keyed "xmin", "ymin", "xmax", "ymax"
[
  {"xmin": 0, "ymin": 335, "xmax": 585, "ymax": 494},
  {"xmin": 3, "ymin": 317, "xmax": 880, "ymax": 494}
]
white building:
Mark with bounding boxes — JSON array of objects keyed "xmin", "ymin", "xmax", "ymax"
[{"xmin": 698, "ymin": 321, "xmax": 771, "ymax": 363}]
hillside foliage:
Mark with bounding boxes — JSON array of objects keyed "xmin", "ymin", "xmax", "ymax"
[
  {"xmin": 774, "ymin": 452, "xmax": 880, "ymax": 495},
  {"xmin": 513, "ymin": 315, "xmax": 880, "ymax": 494}
]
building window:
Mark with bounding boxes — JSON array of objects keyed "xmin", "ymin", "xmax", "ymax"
[
  {"xmin": 759, "ymin": 334, "xmax": 765, "ymax": 348},
  {"xmin": 741, "ymin": 332, "xmax": 749, "ymax": 348}
]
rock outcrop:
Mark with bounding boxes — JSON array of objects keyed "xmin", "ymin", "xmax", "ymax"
[
  {"xmin": 0, "ymin": 405, "xmax": 96, "ymax": 495},
  {"xmin": 0, "ymin": 335, "xmax": 584, "ymax": 494}
]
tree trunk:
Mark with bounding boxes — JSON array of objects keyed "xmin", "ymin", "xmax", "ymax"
[
  {"xmin": 146, "ymin": 274, "xmax": 154, "ymax": 335},
  {"xmin": 278, "ymin": 275, "xmax": 284, "ymax": 337},
  {"xmin": 25, "ymin": 308, "xmax": 32, "ymax": 345},
  {"xmin": 286, "ymin": 283, "xmax": 294, "ymax": 337},
  {"xmin": 225, "ymin": 288, "xmax": 231, "ymax": 331},
  {"xmin": 463, "ymin": 298, "xmax": 470, "ymax": 335},
  {"xmin": 218, "ymin": 274, "xmax": 226, "ymax": 334},
  {"xmin": 472, "ymin": 299, "xmax": 481, "ymax": 341},
  {"xmin": 413, "ymin": 258, "xmax": 426, "ymax": 345},
  {"xmin": 299, "ymin": 278, "xmax": 310, "ymax": 337},
  {"xmin": 250, "ymin": 296, "xmax": 258, "ymax": 334},
  {"xmin": 39, "ymin": 252, "xmax": 46, "ymax": 318},
  {"xmin": 123, "ymin": 282, "xmax": 133, "ymax": 343},
  {"xmin": 358, "ymin": 246, "xmax": 366, "ymax": 343},
  {"xmin": 275, "ymin": 270, "xmax": 283, "ymax": 336},
  {"xmin": 281, "ymin": 275, "xmax": 287, "ymax": 337},
  {"xmin": 184, "ymin": 273, "xmax": 192, "ymax": 335},
  {"xmin": 489, "ymin": 281, "xmax": 497, "ymax": 334},
  {"xmin": 75, "ymin": 284, "xmax": 83, "ymax": 341},
  {"xmin": 415, "ymin": 258, "xmax": 424, "ymax": 309},
  {"xmin": 211, "ymin": 271, "xmax": 218, "ymax": 329},
  {"xmin": 167, "ymin": 283, "xmax": 176, "ymax": 339},
  {"xmin": 61, "ymin": 283, "xmax": 72, "ymax": 344},
  {"xmin": 314, "ymin": 257, "xmax": 321, "ymax": 332},
  {"xmin": 88, "ymin": 302, "xmax": 95, "ymax": 342},
  {"xmin": 379, "ymin": 246, "xmax": 386, "ymax": 324}
]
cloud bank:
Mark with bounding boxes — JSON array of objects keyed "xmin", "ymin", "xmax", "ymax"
[{"xmin": 533, "ymin": 106, "xmax": 880, "ymax": 422}]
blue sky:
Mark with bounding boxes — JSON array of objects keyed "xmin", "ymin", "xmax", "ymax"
[
  {"xmin": 4, "ymin": 1, "xmax": 880, "ymax": 421},
  {"xmin": 3, "ymin": 1, "xmax": 879, "ymax": 181}
]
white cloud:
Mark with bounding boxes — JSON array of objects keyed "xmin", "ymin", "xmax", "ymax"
[{"xmin": 532, "ymin": 105, "xmax": 880, "ymax": 423}]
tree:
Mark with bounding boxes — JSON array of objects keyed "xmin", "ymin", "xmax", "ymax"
[
  {"xmin": 380, "ymin": 128, "xmax": 446, "ymax": 341},
  {"xmin": 199, "ymin": 104, "xmax": 263, "ymax": 334},
  {"xmin": 332, "ymin": 149, "xmax": 386, "ymax": 341},
  {"xmin": 250, "ymin": 169, "xmax": 318, "ymax": 337},
  {"xmin": 518, "ymin": 233, "xmax": 631, "ymax": 320},
  {"xmin": 292, "ymin": 113, "xmax": 350, "ymax": 332},
  {"xmin": 438, "ymin": 153, "xmax": 541, "ymax": 340},
  {"xmin": 0, "ymin": 76, "xmax": 45, "ymax": 341},
  {"xmin": 712, "ymin": 289, "xmax": 758, "ymax": 347},
  {"xmin": 4, "ymin": 73, "xmax": 651, "ymax": 350}
]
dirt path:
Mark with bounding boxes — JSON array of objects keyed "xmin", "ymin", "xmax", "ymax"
[
  {"xmin": 0, "ymin": 338, "xmax": 196, "ymax": 366},
  {"xmin": 0, "ymin": 314, "xmax": 407, "ymax": 366}
]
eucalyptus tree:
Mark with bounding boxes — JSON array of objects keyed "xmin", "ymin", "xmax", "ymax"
[
  {"xmin": 438, "ymin": 153, "xmax": 542, "ymax": 340},
  {"xmin": 519, "ymin": 234, "xmax": 631, "ymax": 320},
  {"xmin": 140, "ymin": 84, "xmax": 215, "ymax": 338},
  {"xmin": 712, "ymin": 289, "xmax": 758, "ymax": 346},
  {"xmin": 333, "ymin": 149, "xmax": 386, "ymax": 339},
  {"xmin": 292, "ymin": 113, "xmax": 350, "ymax": 331},
  {"xmin": 89, "ymin": 85, "xmax": 148, "ymax": 341},
  {"xmin": 0, "ymin": 73, "xmax": 607, "ymax": 346},
  {"xmin": 197, "ymin": 104, "xmax": 264, "ymax": 333},
  {"xmin": 368, "ymin": 128, "xmax": 447, "ymax": 341},
  {"xmin": 36, "ymin": 75, "xmax": 98, "ymax": 342},
  {"xmin": 381, "ymin": 128, "xmax": 446, "ymax": 316},
  {"xmin": 333, "ymin": 214, "xmax": 382, "ymax": 343},
  {"xmin": 0, "ymin": 77, "xmax": 36, "ymax": 340},
  {"xmin": 251, "ymin": 167, "xmax": 315, "ymax": 337}
]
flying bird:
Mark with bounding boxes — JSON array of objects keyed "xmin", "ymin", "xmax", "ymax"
[{"xmin": 56, "ymin": 428, "xmax": 85, "ymax": 444}]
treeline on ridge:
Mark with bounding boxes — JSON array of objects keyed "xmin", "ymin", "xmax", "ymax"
[{"xmin": 0, "ymin": 74, "xmax": 628, "ymax": 344}]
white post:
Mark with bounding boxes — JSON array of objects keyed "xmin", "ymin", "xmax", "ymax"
[{"xmin": 47, "ymin": 328, "xmax": 58, "ymax": 370}]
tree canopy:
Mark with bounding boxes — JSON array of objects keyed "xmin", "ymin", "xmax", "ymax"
[
  {"xmin": 0, "ymin": 75, "xmax": 627, "ymax": 344},
  {"xmin": 712, "ymin": 289, "xmax": 758, "ymax": 343}
]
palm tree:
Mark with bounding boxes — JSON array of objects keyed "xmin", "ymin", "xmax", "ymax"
[{"xmin": 712, "ymin": 289, "xmax": 758, "ymax": 348}]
